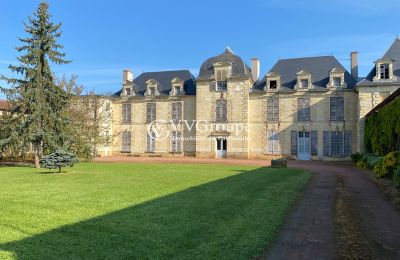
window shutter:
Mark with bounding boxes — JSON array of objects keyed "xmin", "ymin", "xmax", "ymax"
[
  {"xmin": 291, "ymin": 130, "xmax": 297, "ymax": 155},
  {"xmin": 323, "ymin": 131, "xmax": 331, "ymax": 156},
  {"xmin": 267, "ymin": 99, "xmax": 273, "ymax": 121},
  {"xmin": 337, "ymin": 97, "xmax": 344, "ymax": 121},
  {"xmin": 221, "ymin": 100, "xmax": 227, "ymax": 121},
  {"xmin": 297, "ymin": 98, "xmax": 303, "ymax": 121},
  {"xmin": 216, "ymin": 100, "xmax": 221, "ymax": 121},
  {"xmin": 210, "ymin": 81, "xmax": 217, "ymax": 91},
  {"xmin": 330, "ymin": 97, "xmax": 337, "ymax": 121},
  {"xmin": 311, "ymin": 130, "xmax": 318, "ymax": 155},
  {"xmin": 273, "ymin": 132, "xmax": 280, "ymax": 154},
  {"xmin": 273, "ymin": 98, "xmax": 279, "ymax": 121},
  {"xmin": 344, "ymin": 130, "xmax": 352, "ymax": 156}
]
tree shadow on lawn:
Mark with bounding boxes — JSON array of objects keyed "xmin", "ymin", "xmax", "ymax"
[{"xmin": 0, "ymin": 167, "xmax": 309, "ymax": 259}]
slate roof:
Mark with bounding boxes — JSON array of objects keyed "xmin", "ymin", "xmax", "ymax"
[
  {"xmin": 197, "ymin": 48, "xmax": 252, "ymax": 80},
  {"xmin": 112, "ymin": 70, "xmax": 195, "ymax": 97},
  {"xmin": 253, "ymin": 56, "xmax": 356, "ymax": 91},
  {"xmin": 358, "ymin": 38, "xmax": 400, "ymax": 86}
]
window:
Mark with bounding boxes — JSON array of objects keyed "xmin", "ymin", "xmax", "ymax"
[
  {"xmin": 297, "ymin": 97, "xmax": 310, "ymax": 121},
  {"xmin": 330, "ymin": 97, "xmax": 344, "ymax": 121},
  {"xmin": 266, "ymin": 131, "xmax": 280, "ymax": 154},
  {"xmin": 122, "ymin": 103, "xmax": 131, "ymax": 123},
  {"xmin": 171, "ymin": 131, "xmax": 182, "ymax": 152},
  {"xmin": 121, "ymin": 131, "xmax": 131, "ymax": 152},
  {"xmin": 174, "ymin": 86, "xmax": 181, "ymax": 95},
  {"xmin": 146, "ymin": 103, "xmax": 156, "ymax": 123},
  {"xmin": 171, "ymin": 102, "xmax": 182, "ymax": 123},
  {"xmin": 300, "ymin": 79, "xmax": 309, "ymax": 88},
  {"xmin": 215, "ymin": 69, "xmax": 228, "ymax": 91},
  {"xmin": 216, "ymin": 100, "xmax": 227, "ymax": 122},
  {"xmin": 267, "ymin": 98, "xmax": 279, "ymax": 122},
  {"xmin": 147, "ymin": 130, "xmax": 155, "ymax": 152},
  {"xmin": 270, "ymin": 80, "xmax": 277, "ymax": 89},
  {"xmin": 380, "ymin": 64, "xmax": 389, "ymax": 79},
  {"xmin": 331, "ymin": 131, "xmax": 343, "ymax": 156},
  {"xmin": 149, "ymin": 86, "xmax": 156, "ymax": 95},
  {"xmin": 126, "ymin": 88, "xmax": 131, "ymax": 96},
  {"xmin": 333, "ymin": 77, "xmax": 341, "ymax": 87}
]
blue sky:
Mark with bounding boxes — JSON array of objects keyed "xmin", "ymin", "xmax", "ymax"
[{"xmin": 1, "ymin": 0, "xmax": 400, "ymax": 97}]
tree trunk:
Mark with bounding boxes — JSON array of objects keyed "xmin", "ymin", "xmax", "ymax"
[
  {"xmin": 34, "ymin": 144, "xmax": 41, "ymax": 169},
  {"xmin": 58, "ymin": 167, "xmax": 62, "ymax": 173}
]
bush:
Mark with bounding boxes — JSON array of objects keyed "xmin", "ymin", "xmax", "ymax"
[
  {"xmin": 356, "ymin": 153, "xmax": 383, "ymax": 170},
  {"xmin": 40, "ymin": 150, "xmax": 79, "ymax": 173},
  {"xmin": 374, "ymin": 158, "xmax": 387, "ymax": 177},
  {"xmin": 271, "ymin": 158, "xmax": 287, "ymax": 168},
  {"xmin": 393, "ymin": 167, "xmax": 400, "ymax": 188},
  {"xmin": 351, "ymin": 152, "xmax": 362, "ymax": 163}
]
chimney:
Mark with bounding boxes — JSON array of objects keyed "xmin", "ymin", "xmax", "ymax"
[
  {"xmin": 350, "ymin": 52, "xmax": 358, "ymax": 79},
  {"xmin": 123, "ymin": 69, "xmax": 133, "ymax": 83},
  {"xmin": 251, "ymin": 58, "xmax": 260, "ymax": 82}
]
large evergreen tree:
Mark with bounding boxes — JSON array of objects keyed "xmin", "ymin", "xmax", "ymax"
[{"xmin": 0, "ymin": 2, "xmax": 70, "ymax": 168}]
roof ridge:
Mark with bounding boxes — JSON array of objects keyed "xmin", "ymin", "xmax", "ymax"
[{"xmin": 277, "ymin": 55, "xmax": 335, "ymax": 61}]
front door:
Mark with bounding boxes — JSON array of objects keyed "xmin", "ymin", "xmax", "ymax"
[
  {"xmin": 298, "ymin": 131, "xmax": 311, "ymax": 160},
  {"xmin": 216, "ymin": 138, "xmax": 227, "ymax": 158}
]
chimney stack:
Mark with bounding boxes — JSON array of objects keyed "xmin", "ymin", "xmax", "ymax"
[
  {"xmin": 251, "ymin": 58, "xmax": 260, "ymax": 82},
  {"xmin": 350, "ymin": 52, "xmax": 358, "ymax": 79},
  {"xmin": 123, "ymin": 69, "xmax": 133, "ymax": 83}
]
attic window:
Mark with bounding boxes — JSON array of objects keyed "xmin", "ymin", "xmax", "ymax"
[
  {"xmin": 333, "ymin": 77, "xmax": 341, "ymax": 87},
  {"xmin": 270, "ymin": 80, "xmax": 277, "ymax": 89},
  {"xmin": 380, "ymin": 64, "xmax": 389, "ymax": 79},
  {"xmin": 174, "ymin": 86, "xmax": 181, "ymax": 95},
  {"xmin": 126, "ymin": 88, "xmax": 131, "ymax": 96},
  {"xmin": 300, "ymin": 79, "xmax": 309, "ymax": 88},
  {"xmin": 149, "ymin": 86, "xmax": 156, "ymax": 95}
]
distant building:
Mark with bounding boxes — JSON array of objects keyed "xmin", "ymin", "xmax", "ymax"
[
  {"xmin": 102, "ymin": 39, "xmax": 400, "ymax": 160},
  {"xmin": 0, "ymin": 100, "xmax": 10, "ymax": 116}
]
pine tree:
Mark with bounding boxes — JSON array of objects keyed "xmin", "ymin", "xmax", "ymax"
[{"xmin": 0, "ymin": 2, "xmax": 70, "ymax": 168}]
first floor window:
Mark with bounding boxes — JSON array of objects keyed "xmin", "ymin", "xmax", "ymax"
[
  {"xmin": 267, "ymin": 98, "xmax": 279, "ymax": 122},
  {"xmin": 147, "ymin": 130, "xmax": 155, "ymax": 152},
  {"xmin": 146, "ymin": 103, "xmax": 156, "ymax": 123},
  {"xmin": 171, "ymin": 131, "xmax": 182, "ymax": 152},
  {"xmin": 122, "ymin": 103, "xmax": 131, "ymax": 123},
  {"xmin": 266, "ymin": 131, "xmax": 280, "ymax": 154},
  {"xmin": 171, "ymin": 102, "xmax": 182, "ymax": 122},
  {"xmin": 121, "ymin": 131, "xmax": 131, "ymax": 152},
  {"xmin": 297, "ymin": 97, "xmax": 310, "ymax": 121},
  {"xmin": 216, "ymin": 99, "xmax": 227, "ymax": 122},
  {"xmin": 330, "ymin": 97, "xmax": 344, "ymax": 121}
]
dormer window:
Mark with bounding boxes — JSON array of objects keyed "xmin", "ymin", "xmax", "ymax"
[
  {"xmin": 265, "ymin": 72, "xmax": 281, "ymax": 91},
  {"xmin": 212, "ymin": 61, "xmax": 231, "ymax": 92},
  {"xmin": 373, "ymin": 58, "xmax": 395, "ymax": 81},
  {"xmin": 170, "ymin": 77, "xmax": 185, "ymax": 96},
  {"xmin": 145, "ymin": 79, "xmax": 159, "ymax": 96},
  {"xmin": 380, "ymin": 64, "xmax": 389, "ymax": 79},
  {"xmin": 328, "ymin": 68, "xmax": 345, "ymax": 89},
  {"xmin": 295, "ymin": 70, "xmax": 312, "ymax": 90},
  {"xmin": 126, "ymin": 88, "xmax": 131, "ymax": 96}
]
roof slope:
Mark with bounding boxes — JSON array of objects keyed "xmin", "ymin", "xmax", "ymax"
[
  {"xmin": 254, "ymin": 56, "xmax": 356, "ymax": 90},
  {"xmin": 197, "ymin": 48, "xmax": 252, "ymax": 80},
  {"xmin": 0, "ymin": 100, "xmax": 10, "ymax": 111},
  {"xmin": 113, "ymin": 70, "xmax": 195, "ymax": 96},
  {"xmin": 358, "ymin": 38, "xmax": 400, "ymax": 86}
]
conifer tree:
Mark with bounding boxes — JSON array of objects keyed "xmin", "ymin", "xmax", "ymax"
[{"xmin": 0, "ymin": 2, "xmax": 70, "ymax": 168}]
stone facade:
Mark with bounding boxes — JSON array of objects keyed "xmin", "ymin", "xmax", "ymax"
[{"xmin": 104, "ymin": 39, "xmax": 400, "ymax": 160}]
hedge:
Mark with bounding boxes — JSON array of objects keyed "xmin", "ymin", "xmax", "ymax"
[{"xmin": 365, "ymin": 98, "xmax": 400, "ymax": 155}]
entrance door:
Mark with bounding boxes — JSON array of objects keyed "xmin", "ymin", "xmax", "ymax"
[
  {"xmin": 216, "ymin": 138, "xmax": 227, "ymax": 158},
  {"xmin": 298, "ymin": 131, "xmax": 311, "ymax": 160}
]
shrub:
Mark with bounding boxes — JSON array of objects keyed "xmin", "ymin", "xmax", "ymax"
[
  {"xmin": 271, "ymin": 158, "xmax": 287, "ymax": 168},
  {"xmin": 351, "ymin": 152, "xmax": 362, "ymax": 163},
  {"xmin": 373, "ymin": 158, "xmax": 387, "ymax": 178},
  {"xmin": 393, "ymin": 167, "xmax": 400, "ymax": 188},
  {"xmin": 356, "ymin": 153, "xmax": 383, "ymax": 170},
  {"xmin": 357, "ymin": 160, "xmax": 369, "ymax": 169},
  {"xmin": 40, "ymin": 150, "xmax": 79, "ymax": 173}
]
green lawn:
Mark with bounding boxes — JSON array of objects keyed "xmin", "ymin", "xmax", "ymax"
[{"xmin": 0, "ymin": 163, "xmax": 310, "ymax": 259}]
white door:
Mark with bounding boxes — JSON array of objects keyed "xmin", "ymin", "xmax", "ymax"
[
  {"xmin": 298, "ymin": 131, "xmax": 311, "ymax": 160},
  {"xmin": 216, "ymin": 138, "xmax": 227, "ymax": 158}
]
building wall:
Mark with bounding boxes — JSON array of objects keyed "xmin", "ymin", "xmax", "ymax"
[{"xmin": 111, "ymin": 95, "xmax": 196, "ymax": 157}]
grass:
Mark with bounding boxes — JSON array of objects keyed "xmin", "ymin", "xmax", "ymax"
[{"xmin": 0, "ymin": 163, "xmax": 310, "ymax": 259}]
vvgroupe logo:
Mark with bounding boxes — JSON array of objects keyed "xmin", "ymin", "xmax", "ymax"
[{"xmin": 147, "ymin": 120, "xmax": 250, "ymax": 141}]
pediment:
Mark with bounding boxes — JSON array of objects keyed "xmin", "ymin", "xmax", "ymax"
[
  {"xmin": 171, "ymin": 77, "xmax": 184, "ymax": 84},
  {"xmin": 296, "ymin": 70, "xmax": 311, "ymax": 76}
]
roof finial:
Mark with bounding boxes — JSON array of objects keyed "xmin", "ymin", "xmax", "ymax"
[{"xmin": 225, "ymin": 46, "xmax": 234, "ymax": 54}]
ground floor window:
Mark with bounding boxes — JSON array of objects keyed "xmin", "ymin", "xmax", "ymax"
[
  {"xmin": 171, "ymin": 131, "xmax": 182, "ymax": 152},
  {"xmin": 147, "ymin": 130, "xmax": 155, "ymax": 152},
  {"xmin": 266, "ymin": 131, "xmax": 280, "ymax": 154},
  {"xmin": 121, "ymin": 131, "xmax": 131, "ymax": 152},
  {"xmin": 323, "ymin": 130, "xmax": 352, "ymax": 157}
]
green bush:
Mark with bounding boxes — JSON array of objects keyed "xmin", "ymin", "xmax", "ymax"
[
  {"xmin": 356, "ymin": 153, "xmax": 383, "ymax": 170},
  {"xmin": 373, "ymin": 158, "xmax": 387, "ymax": 177},
  {"xmin": 351, "ymin": 152, "xmax": 362, "ymax": 163},
  {"xmin": 393, "ymin": 167, "xmax": 400, "ymax": 188},
  {"xmin": 40, "ymin": 150, "xmax": 79, "ymax": 173},
  {"xmin": 357, "ymin": 160, "xmax": 369, "ymax": 169}
]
